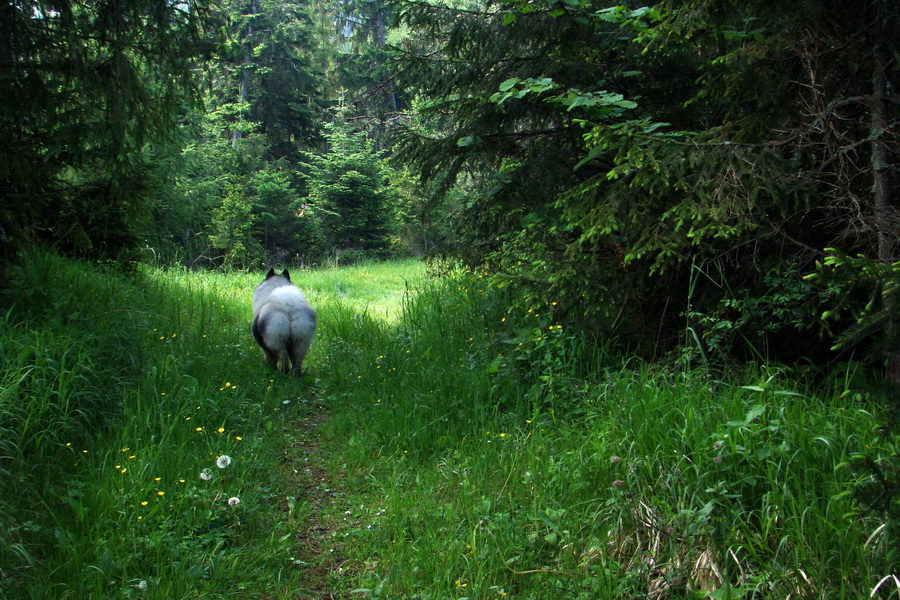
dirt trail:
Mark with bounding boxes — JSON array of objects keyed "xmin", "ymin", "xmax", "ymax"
[{"xmin": 281, "ymin": 395, "xmax": 347, "ymax": 599}]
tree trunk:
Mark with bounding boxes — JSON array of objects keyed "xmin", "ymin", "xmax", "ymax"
[
  {"xmin": 871, "ymin": 35, "xmax": 899, "ymax": 384},
  {"xmin": 375, "ymin": 5, "xmax": 398, "ymax": 114},
  {"xmin": 233, "ymin": 0, "xmax": 259, "ymax": 147},
  {"xmin": 873, "ymin": 45, "xmax": 893, "ymax": 264}
]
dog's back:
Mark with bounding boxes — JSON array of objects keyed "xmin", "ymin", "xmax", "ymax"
[{"xmin": 252, "ymin": 269, "xmax": 316, "ymax": 376}]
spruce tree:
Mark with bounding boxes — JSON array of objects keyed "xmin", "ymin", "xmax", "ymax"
[{"xmin": 303, "ymin": 108, "xmax": 395, "ymax": 257}]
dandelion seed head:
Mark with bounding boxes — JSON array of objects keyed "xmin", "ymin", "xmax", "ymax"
[
  {"xmin": 228, "ymin": 497, "xmax": 241, "ymax": 506},
  {"xmin": 200, "ymin": 468, "xmax": 213, "ymax": 481},
  {"xmin": 216, "ymin": 455, "xmax": 232, "ymax": 469}
]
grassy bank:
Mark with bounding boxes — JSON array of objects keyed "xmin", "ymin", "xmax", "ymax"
[{"xmin": 1, "ymin": 253, "xmax": 893, "ymax": 599}]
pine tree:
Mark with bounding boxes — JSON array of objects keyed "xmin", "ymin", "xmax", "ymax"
[
  {"xmin": 208, "ymin": 182, "xmax": 263, "ymax": 268},
  {"xmin": 391, "ymin": 0, "xmax": 899, "ymax": 361},
  {"xmin": 303, "ymin": 108, "xmax": 395, "ymax": 256}
]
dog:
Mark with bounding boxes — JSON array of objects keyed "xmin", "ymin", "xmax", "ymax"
[{"xmin": 252, "ymin": 268, "xmax": 317, "ymax": 377}]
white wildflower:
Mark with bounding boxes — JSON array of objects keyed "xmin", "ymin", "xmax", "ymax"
[{"xmin": 216, "ymin": 455, "xmax": 232, "ymax": 469}]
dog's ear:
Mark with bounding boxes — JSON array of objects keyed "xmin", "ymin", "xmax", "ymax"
[
  {"xmin": 281, "ymin": 269, "xmax": 291, "ymax": 281},
  {"xmin": 265, "ymin": 268, "xmax": 275, "ymax": 279}
]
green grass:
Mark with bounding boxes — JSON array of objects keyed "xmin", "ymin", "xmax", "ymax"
[
  {"xmin": 316, "ymin": 275, "xmax": 893, "ymax": 599},
  {"xmin": 0, "ymin": 253, "xmax": 423, "ymax": 599},
  {"xmin": 1, "ymin": 253, "xmax": 895, "ymax": 599}
]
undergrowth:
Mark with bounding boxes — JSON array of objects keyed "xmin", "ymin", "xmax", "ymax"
[{"xmin": 317, "ymin": 273, "xmax": 894, "ymax": 599}]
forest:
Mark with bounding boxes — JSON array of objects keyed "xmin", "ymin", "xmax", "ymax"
[
  {"xmin": 2, "ymin": 0, "xmax": 899, "ymax": 365},
  {"xmin": 0, "ymin": 0, "xmax": 900, "ymax": 368},
  {"xmin": 1, "ymin": 0, "xmax": 899, "ymax": 598}
]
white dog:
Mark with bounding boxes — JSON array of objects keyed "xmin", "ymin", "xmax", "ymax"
[{"xmin": 252, "ymin": 269, "xmax": 317, "ymax": 376}]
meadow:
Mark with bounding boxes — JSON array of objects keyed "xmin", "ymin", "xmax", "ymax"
[{"xmin": 0, "ymin": 252, "xmax": 894, "ymax": 599}]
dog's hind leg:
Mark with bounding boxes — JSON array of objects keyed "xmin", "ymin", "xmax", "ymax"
[
  {"xmin": 253, "ymin": 314, "xmax": 285, "ymax": 371},
  {"xmin": 289, "ymin": 350, "xmax": 303, "ymax": 377}
]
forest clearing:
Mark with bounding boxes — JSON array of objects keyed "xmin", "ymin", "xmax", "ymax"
[{"xmin": 0, "ymin": 252, "xmax": 893, "ymax": 599}]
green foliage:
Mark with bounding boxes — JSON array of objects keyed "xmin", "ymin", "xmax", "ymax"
[
  {"xmin": 212, "ymin": 0, "xmax": 322, "ymax": 155},
  {"xmin": 316, "ymin": 268, "xmax": 890, "ymax": 598},
  {"xmin": 303, "ymin": 111, "xmax": 396, "ymax": 256},
  {"xmin": 686, "ymin": 263, "xmax": 824, "ymax": 361},
  {"xmin": 0, "ymin": 0, "xmax": 225, "ymax": 260},
  {"xmin": 208, "ymin": 183, "xmax": 263, "ymax": 268},
  {"xmin": 805, "ymin": 249, "xmax": 900, "ymax": 545},
  {"xmin": 391, "ymin": 0, "xmax": 899, "ymax": 362},
  {"xmin": 252, "ymin": 166, "xmax": 324, "ymax": 262},
  {"xmin": 391, "ymin": 167, "xmax": 462, "ymax": 256},
  {"xmin": 808, "ymin": 249, "xmax": 900, "ymax": 358}
]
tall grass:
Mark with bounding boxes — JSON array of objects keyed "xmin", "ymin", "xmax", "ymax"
[
  {"xmin": 317, "ymin": 273, "xmax": 893, "ymax": 599},
  {"xmin": 0, "ymin": 253, "xmax": 420, "ymax": 598},
  {"xmin": 1, "ymin": 253, "xmax": 893, "ymax": 598}
]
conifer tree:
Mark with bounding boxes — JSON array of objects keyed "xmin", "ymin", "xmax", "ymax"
[
  {"xmin": 391, "ymin": 0, "xmax": 899, "ymax": 361},
  {"xmin": 303, "ymin": 108, "xmax": 395, "ymax": 256}
]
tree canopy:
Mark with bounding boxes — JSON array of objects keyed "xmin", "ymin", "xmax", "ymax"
[
  {"xmin": 391, "ymin": 0, "xmax": 899, "ymax": 363},
  {"xmin": 0, "ymin": 0, "xmax": 225, "ymax": 259}
]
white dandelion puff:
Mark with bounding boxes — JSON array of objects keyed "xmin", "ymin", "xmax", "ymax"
[
  {"xmin": 228, "ymin": 497, "xmax": 241, "ymax": 506},
  {"xmin": 216, "ymin": 455, "xmax": 232, "ymax": 469},
  {"xmin": 200, "ymin": 468, "xmax": 213, "ymax": 481}
]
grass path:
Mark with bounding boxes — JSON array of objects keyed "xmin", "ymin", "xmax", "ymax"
[
  {"xmin": 280, "ymin": 396, "xmax": 338, "ymax": 597},
  {"xmin": 0, "ymin": 254, "xmax": 424, "ymax": 599},
  {"xmin": 271, "ymin": 259, "xmax": 428, "ymax": 598}
]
